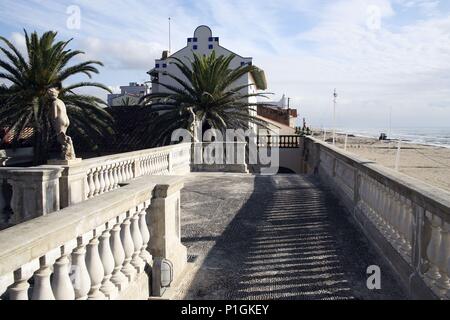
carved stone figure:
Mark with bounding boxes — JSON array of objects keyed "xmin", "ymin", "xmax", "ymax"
[
  {"xmin": 47, "ymin": 85, "xmax": 77, "ymax": 161},
  {"xmin": 188, "ymin": 107, "xmax": 199, "ymax": 142}
]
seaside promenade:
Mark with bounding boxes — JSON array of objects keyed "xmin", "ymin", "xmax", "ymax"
[{"xmin": 174, "ymin": 173, "xmax": 407, "ymax": 300}]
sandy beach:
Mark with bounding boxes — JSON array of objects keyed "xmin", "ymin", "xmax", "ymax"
[{"xmin": 312, "ymin": 131, "xmax": 450, "ymax": 193}]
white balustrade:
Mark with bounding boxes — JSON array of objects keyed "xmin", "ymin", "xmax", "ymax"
[
  {"xmin": 0, "ymin": 177, "xmax": 162, "ymax": 300},
  {"xmin": 120, "ymin": 209, "xmax": 137, "ymax": 282},
  {"xmin": 99, "ymin": 221, "xmax": 118, "ymax": 299},
  {"xmin": 307, "ymin": 136, "xmax": 450, "ymax": 299}
]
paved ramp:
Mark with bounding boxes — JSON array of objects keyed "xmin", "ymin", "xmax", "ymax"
[{"xmin": 178, "ymin": 173, "xmax": 407, "ymax": 300}]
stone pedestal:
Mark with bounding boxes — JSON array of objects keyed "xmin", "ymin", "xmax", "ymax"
[
  {"xmin": 149, "ymin": 178, "xmax": 187, "ymax": 292},
  {"xmin": 45, "ymin": 159, "xmax": 87, "ymax": 209},
  {"xmin": 7, "ymin": 168, "xmax": 63, "ymax": 224}
]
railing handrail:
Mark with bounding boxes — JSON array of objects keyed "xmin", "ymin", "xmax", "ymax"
[
  {"xmin": 80, "ymin": 143, "xmax": 190, "ymax": 167},
  {"xmin": 0, "ymin": 177, "xmax": 156, "ymax": 276},
  {"xmin": 307, "ymin": 136, "xmax": 450, "ymax": 217}
]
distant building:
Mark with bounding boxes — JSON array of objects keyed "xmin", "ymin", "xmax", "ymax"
[
  {"xmin": 257, "ymin": 95, "xmax": 298, "ymax": 130},
  {"xmin": 107, "ymin": 82, "xmax": 150, "ymax": 106},
  {"xmin": 147, "ymin": 25, "xmax": 268, "ymax": 139}
]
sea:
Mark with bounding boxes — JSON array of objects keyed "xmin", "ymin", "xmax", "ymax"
[{"xmin": 330, "ymin": 127, "xmax": 450, "ymax": 149}]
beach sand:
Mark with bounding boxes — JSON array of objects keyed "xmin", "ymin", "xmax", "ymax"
[{"xmin": 311, "ymin": 132, "xmax": 450, "ymax": 193}]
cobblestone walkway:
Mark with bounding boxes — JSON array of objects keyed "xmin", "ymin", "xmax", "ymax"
[{"xmin": 179, "ymin": 173, "xmax": 407, "ymax": 300}]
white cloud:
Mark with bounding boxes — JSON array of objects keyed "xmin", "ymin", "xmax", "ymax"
[{"xmin": 1, "ymin": 0, "xmax": 450, "ymax": 127}]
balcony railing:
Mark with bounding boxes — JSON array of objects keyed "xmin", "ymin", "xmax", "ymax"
[
  {"xmin": 0, "ymin": 143, "xmax": 191, "ymax": 226},
  {"xmin": 258, "ymin": 135, "xmax": 300, "ymax": 148},
  {"xmin": 303, "ymin": 136, "xmax": 450, "ymax": 299},
  {"xmin": 0, "ymin": 175, "xmax": 186, "ymax": 300}
]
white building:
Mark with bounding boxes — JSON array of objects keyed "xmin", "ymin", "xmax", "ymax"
[
  {"xmin": 147, "ymin": 25, "xmax": 268, "ymax": 139},
  {"xmin": 107, "ymin": 82, "xmax": 150, "ymax": 106}
]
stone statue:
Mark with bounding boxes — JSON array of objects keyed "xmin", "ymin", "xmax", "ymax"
[
  {"xmin": 47, "ymin": 84, "xmax": 77, "ymax": 161},
  {"xmin": 188, "ymin": 107, "xmax": 199, "ymax": 142}
]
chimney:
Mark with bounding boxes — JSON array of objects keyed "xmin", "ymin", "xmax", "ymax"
[{"xmin": 162, "ymin": 51, "xmax": 169, "ymax": 60}]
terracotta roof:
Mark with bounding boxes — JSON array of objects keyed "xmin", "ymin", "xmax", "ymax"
[{"xmin": 0, "ymin": 127, "xmax": 34, "ymax": 149}]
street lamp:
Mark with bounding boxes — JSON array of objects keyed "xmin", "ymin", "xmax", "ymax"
[{"xmin": 333, "ymin": 89, "xmax": 338, "ymax": 145}]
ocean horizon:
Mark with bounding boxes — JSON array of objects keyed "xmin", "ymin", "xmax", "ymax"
[{"xmin": 318, "ymin": 127, "xmax": 450, "ymax": 149}]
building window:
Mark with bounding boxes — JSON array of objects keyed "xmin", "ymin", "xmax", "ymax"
[
  {"xmin": 188, "ymin": 38, "xmax": 192, "ymax": 42},
  {"xmin": 215, "ymin": 37, "xmax": 219, "ymax": 41},
  {"xmin": 193, "ymin": 45, "xmax": 198, "ymax": 50},
  {"xmin": 193, "ymin": 38, "xmax": 198, "ymax": 42},
  {"xmin": 209, "ymin": 45, "xmax": 213, "ymax": 49},
  {"xmin": 163, "ymin": 63, "xmax": 167, "ymax": 68},
  {"xmin": 241, "ymin": 62, "xmax": 245, "ymax": 66},
  {"xmin": 209, "ymin": 37, "xmax": 213, "ymax": 42},
  {"xmin": 156, "ymin": 63, "xmax": 160, "ymax": 68}
]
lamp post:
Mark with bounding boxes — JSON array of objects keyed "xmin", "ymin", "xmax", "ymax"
[{"xmin": 333, "ymin": 89, "xmax": 338, "ymax": 145}]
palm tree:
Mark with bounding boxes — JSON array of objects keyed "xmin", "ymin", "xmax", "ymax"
[
  {"xmin": 139, "ymin": 51, "xmax": 270, "ymax": 146},
  {"xmin": 0, "ymin": 30, "xmax": 114, "ymax": 165}
]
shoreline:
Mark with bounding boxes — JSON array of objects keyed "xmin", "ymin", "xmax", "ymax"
[
  {"xmin": 313, "ymin": 128, "xmax": 450, "ymax": 149},
  {"xmin": 310, "ymin": 130, "xmax": 450, "ymax": 193}
]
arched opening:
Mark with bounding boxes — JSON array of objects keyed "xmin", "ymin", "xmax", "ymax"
[{"xmin": 278, "ymin": 167, "xmax": 296, "ymax": 174}]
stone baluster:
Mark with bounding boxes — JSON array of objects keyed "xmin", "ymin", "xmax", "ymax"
[
  {"xmin": 93, "ymin": 167, "xmax": 101, "ymax": 196},
  {"xmin": 110, "ymin": 214, "xmax": 128, "ymax": 291},
  {"xmin": 131, "ymin": 206, "xmax": 145, "ymax": 273},
  {"xmin": 71, "ymin": 235, "xmax": 91, "ymax": 300},
  {"xmin": 129, "ymin": 160, "xmax": 135, "ymax": 179},
  {"xmin": 52, "ymin": 244, "xmax": 76, "ymax": 300},
  {"xmin": 435, "ymin": 221, "xmax": 450, "ymax": 297},
  {"xmin": 144, "ymin": 157, "xmax": 150, "ymax": 175},
  {"xmin": 390, "ymin": 193, "xmax": 402, "ymax": 249},
  {"xmin": 397, "ymin": 196, "xmax": 412, "ymax": 258},
  {"xmin": 8, "ymin": 261, "xmax": 38, "ymax": 300},
  {"xmin": 87, "ymin": 169, "xmax": 95, "ymax": 199},
  {"xmin": 380, "ymin": 187, "xmax": 390, "ymax": 235},
  {"xmin": 86, "ymin": 229, "xmax": 106, "ymax": 300},
  {"xmin": 118, "ymin": 163, "xmax": 123, "ymax": 185},
  {"xmin": 125, "ymin": 161, "xmax": 131, "ymax": 181},
  {"xmin": 99, "ymin": 221, "xmax": 118, "ymax": 299},
  {"xmin": 385, "ymin": 190, "xmax": 396, "ymax": 243},
  {"xmin": 109, "ymin": 164, "xmax": 116, "ymax": 191},
  {"xmin": 151, "ymin": 156, "xmax": 155, "ymax": 173},
  {"xmin": 9, "ymin": 270, "xmax": 30, "ymax": 300},
  {"xmin": 98, "ymin": 166, "xmax": 106, "ymax": 195},
  {"xmin": 31, "ymin": 256, "xmax": 55, "ymax": 300},
  {"xmin": 139, "ymin": 201, "xmax": 152, "ymax": 264},
  {"xmin": 103, "ymin": 165, "xmax": 111, "ymax": 192},
  {"xmin": 424, "ymin": 213, "xmax": 442, "ymax": 287},
  {"xmin": 373, "ymin": 183, "xmax": 384, "ymax": 228},
  {"xmin": 122, "ymin": 162, "xmax": 127, "ymax": 181},
  {"xmin": 121, "ymin": 210, "xmax": 137, "ymax": 282},
  {"xmin": 112, "ymin": 163, "xmax": 119, "ymax": 189}
]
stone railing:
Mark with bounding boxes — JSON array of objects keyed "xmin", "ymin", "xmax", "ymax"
[
  {"xmin": 0, "ymin": 175, "xmax": 187, "ymax": 300},
  {"xmin": 257, "ymin": 135, "xmax": 301, "ymax": 148},
  {"xmin": 0, "ymin": 144, "xmax": 191, "ymax": 227},
  {"xmin": 49, "ymin": 143, "xmax": 192, "ymax": 209},
  {"xmin": 191, "ymin": 142, "xmax": 249, "ymax": 173},
  {"xmin": 303, "ymin": 136, "xmax": 450, "ymax": 300}
]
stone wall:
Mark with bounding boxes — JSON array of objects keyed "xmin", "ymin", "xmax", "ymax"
[{"xmin": 302, "ymin": 136, "xmax": 450, "ymax": 300}]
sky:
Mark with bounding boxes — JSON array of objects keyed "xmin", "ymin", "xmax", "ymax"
[{"xmin": 1, "ymin": 0, "xmax": 450, "ymax": 129}]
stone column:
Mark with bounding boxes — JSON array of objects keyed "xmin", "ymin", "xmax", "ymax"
[
  {"xmin": 149, "ymin": 178, "xmax": 187, "ymax": 288},
  {"xmin": 44, "ymin": 160, "xmax": 86, "ymax": 209},
  {"xmin": 7, "ymin": 168, "xmax": 63, "ymax": 224}
]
